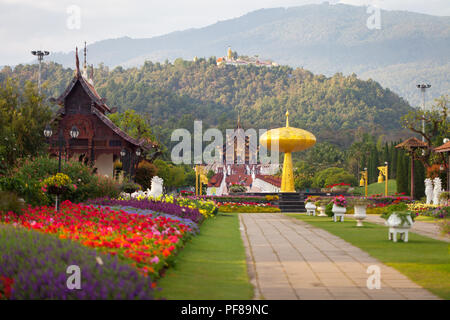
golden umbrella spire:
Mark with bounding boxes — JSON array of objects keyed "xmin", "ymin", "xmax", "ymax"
[{"xmin": 259, "ymin": 109, "xmax": 316, "ymax": 192}]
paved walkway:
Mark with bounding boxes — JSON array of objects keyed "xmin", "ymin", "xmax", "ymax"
[
  {"xmin": 345, "ymin": 214, "xmax": 450, "ymax": 243},
  {"xmin": 239, "ymin": 213, "xmax": 439, "ymax": 300}
]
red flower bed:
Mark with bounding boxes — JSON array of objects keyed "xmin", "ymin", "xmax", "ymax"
[{"xmin": 1, "ymin": 201, "xmax": 194, "ymax": 278}]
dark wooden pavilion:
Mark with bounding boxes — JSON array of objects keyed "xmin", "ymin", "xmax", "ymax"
[{"xmin": 48, "ymin": 47, "xmax": 151, "ymax": 177}]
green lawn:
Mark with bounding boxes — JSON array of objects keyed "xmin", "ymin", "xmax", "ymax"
[
  {"xmin": 354, "ymin": 179, "xmax": 398, "ymax": 196},
  {"xmin": 156, "ymin": 212, "xmax": 253, "ymax": 300},
  {"xmin": 286, "ymin": 214, "xmax": 450, "ymax": 299}
]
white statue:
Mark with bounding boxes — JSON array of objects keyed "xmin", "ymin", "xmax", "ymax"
[
  {"xmin": 424, "ymin": 178, "xmax": 434, "ymax": 204},
  {"xmin": 149, "ymin": 176, "xmax": 164, "ymax": 199},
  {"xmin": 432, "ymin": 177, "xmax": 442, "ymax": 205}
]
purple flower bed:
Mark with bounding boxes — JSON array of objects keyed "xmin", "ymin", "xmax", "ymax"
[
  {"xmin": 87, "ymin": 197, "xmax": 204, "ymax": 224},
  {"xmin": 0, "ymin": 224, "xmax": 155, "ymax": 300},
  {"xmin": 102, "ymin": 205, "xmax": 200, "ymax": 233}
]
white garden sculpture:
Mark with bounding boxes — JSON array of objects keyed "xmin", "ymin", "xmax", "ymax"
[
  {"xmin": 305, "ymin": 202, "xmax": 316, "ymax": 216},
  {"xmin": 385, "ymin": 213, "xmax": 414, "ymax": 242},
  {"xmin": 432, "ymin": 177, "xmax": 443, "ymax": 205},
  {"xmin": 332, "ymin": 204, "xmax": 346, "ymax": 222},
  {"xmin": 424, "ymin": 178, "xmax": 434, "ymax": 204},
  {"xmin": 149, "ymin": 176, "xmax": 164, "ymax": 198}
]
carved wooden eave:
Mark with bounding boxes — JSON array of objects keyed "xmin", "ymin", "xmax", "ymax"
[
  {"xmin": 435, "ymin": 141, "xmax": 450, "ymax": 153},
  {"xmin": 395, "ymin": 137, "xmax": 428, "ymax": 151},
  {"xmin": 55, "ymin": 74, "xmax": 111, "ymax": 114},
  {"xmin": 91, "ymin": 107, "xmax": 150, "ymax": 151}
]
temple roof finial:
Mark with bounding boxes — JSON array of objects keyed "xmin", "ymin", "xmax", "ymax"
[
  {"xmin": 237, "ymin": 110, "xmax": 241, "ymax": 128},
  {"xmin": 82, "ymin": 41, "xmax": 88, "ymax": 78},
  {"xmin": 75, "ymin": 47, "xmax": 80, "ymax": 74},
  {"xmin": 286, "ymin": 110, "xmax": 289, "ymax": 127}
]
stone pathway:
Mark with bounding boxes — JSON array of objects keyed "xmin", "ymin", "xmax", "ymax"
[
  {"xmin": 345, "ymin": 214, "xmax": 449, "ymax": 243},
  {"xmin": 239, "ymin": 213, "xmax": 439, "ymax": 300}
]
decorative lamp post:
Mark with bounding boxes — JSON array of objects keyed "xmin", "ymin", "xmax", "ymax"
[
  {"xmin": 43, "ymin": 124, "xmax": 79, "ymax": 211},
  {"xmin": 120, "ymin": 148, "xmax": 128, "ymax": 179},
  {"xmin": 133, "ymin": 148, "xmax": 142, "ymax": 180},
  {"xmin": 31, "ymin": 50, "xmax": 50, "ymax": 95},
  {"xmin": 416, "ymin": 84, "xmax": 431, "ymax": 142}
]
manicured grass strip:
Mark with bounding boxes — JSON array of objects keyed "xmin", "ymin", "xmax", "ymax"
[
  {"xmin": 286, "ymin": 214, "xmax": 450, "ymax": 300},
  {"xmin": 156, "ymin": 213, "xmax": 253, "ymax": 300},
  {"xmin": 354, "ymin": 179, "xmax": 397, "ymax": 196}
]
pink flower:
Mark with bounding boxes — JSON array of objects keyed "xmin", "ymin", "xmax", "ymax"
[{"xmin": 150, "ymin": 256, "xmax": 160, "ymax": 264}]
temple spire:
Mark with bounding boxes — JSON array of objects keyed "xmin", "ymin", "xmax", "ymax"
[
  {"xmin": 75, "ymin": 47, "xmax": 80, "ymax": 75},
  {"xmin": 88, "ymin": 64, "xmax": 94, "ymax": 85},
  {"xmin": 286, "ymin": 110, "xmax": 289, "ymax": 127},
  {"xmin": 237, "ymin": 110, "xmax": 241, "ymax": 128},
  {"xmin": 82, "ymin": 41, "xmax": 88, "ymax": 78}
]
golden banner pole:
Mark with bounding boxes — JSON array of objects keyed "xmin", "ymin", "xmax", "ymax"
[
  {"xmin": 385, "ymin": 163, "xmax": 388, "ymax": 196},
  {"xmin": 195, "ymin": 166, "xmax": 199, "ymax": 196}
]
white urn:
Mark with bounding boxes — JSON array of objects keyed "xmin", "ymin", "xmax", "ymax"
[{"xmin": 353, "ymin": 205, "xmax": 367, "ymax": 227}]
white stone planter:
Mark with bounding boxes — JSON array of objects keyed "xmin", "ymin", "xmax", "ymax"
[
  {"xmin": 305, "ymin": 202, "xmax": 316, "ymax": 216},
  {"xmin": 353, "ymin": 205, "xmax": 367, "ymax": 227},
  {"xmin": 332, "ymin": 204, "xmax": 346, "ymax": 222},
  {"xmin": 317, "ymin": 206, "xmax": 327, "ymax": 217},
  {"xmin": 385, "ymin": 213, "xmax": 414, "ymax": 242}
]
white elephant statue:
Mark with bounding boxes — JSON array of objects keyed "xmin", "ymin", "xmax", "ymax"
[
  {"xmin": 149, "ymin": 176, "xmax": 164, "ymax": 199},
  {"xmin": 424, "ymin": 178, "xmax": 434, "ymax": 204},
  {"xmin": 432, "ymin": 177, "xmax": 442, "ymax": 205}
]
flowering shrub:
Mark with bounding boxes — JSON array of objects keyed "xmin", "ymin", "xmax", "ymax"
[
  {"xmin": 117, "ymin": 193, "xmax": 218, "ymax": 219},
  {"xmin": 367, "ymin": 195, "xmax": 412, "ymax": 208},
  {"xmin": 228, "ymin": 183, "xmax": 247, "ymax": 193},
  {"xmin": 407, "ymin": 203, "xmax": 440, "ymax": 215},
  {"xmin": 217, "ymin": 202, "xmax": 281, "ymax": 213},
  {"xmin": 405, "ymin": 202, "xmax": 450, "ymax": 219},
  {"xmin": 180, "ymin": 190, "xmax": 194, "ymax": 196},
  {"xmin": 88, "ymin": 197, "xmax": 205, "ymax": 223},
  {"xmin": 305, "ymin": 196, "xmax": 320, "ymax": 203},
  {"xmin": 41, "ymin": 173, "xmax": 76, "ymax": 195},
  {"xmin": 333, "ymin": 195, "xmax": 347, "ymax": 207},
  {"xmin": 171, "ymin": 196, "xmax": 218, "ymax": 218},
  {"xmin": 0, "ymin": 224, "xmax": 155, "ymax": 299},
  {"xmin": 326, "ymin": 183, "xmax": 351, "ymax": 189},
  {"xmin": 1, "ymin": 201, "xmax": 194, "ymax": 279},
  {"xmin": 1, "ymin": 156, "xmax": 121, "ymax": 206}
]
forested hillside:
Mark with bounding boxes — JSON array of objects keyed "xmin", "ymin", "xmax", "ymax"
[
  {"xmin": 47, "ymin": 3, "xmax": 450, "ymax": 107},
  {"xmin": 0, "ymin": 58, "xmax": 412, "ymax": 149}
]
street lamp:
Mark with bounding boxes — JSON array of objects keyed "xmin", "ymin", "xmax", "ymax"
[
  {"xmin": 416, "ymin": 83, "xmax": 431, "ymax": 142},
  {"xmin": 31, "ymin": 50, "xmax": 50, "ymax": 95},
  {"xmin": 44, "ymin": 124, "xmax": 78, "ymax": 211}
]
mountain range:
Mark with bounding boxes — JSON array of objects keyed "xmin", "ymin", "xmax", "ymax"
[{"xmin": 47, "ymin": 3, "xmax": 450, "ymax": 107}]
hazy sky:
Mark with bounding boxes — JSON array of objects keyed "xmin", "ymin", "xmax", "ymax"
[{"xmin": 1, "ymin": 0, "xmax": 449, "ymax": 66}]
